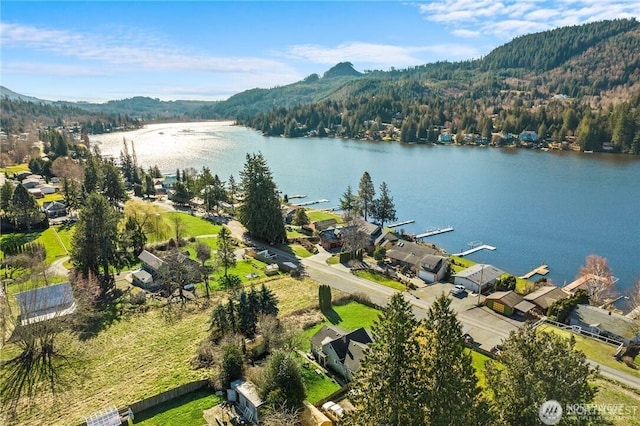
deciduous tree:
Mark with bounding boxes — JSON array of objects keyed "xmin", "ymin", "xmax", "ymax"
[{"xmin": 578, "ymin": 254, "xmax": 616, "ymax": 305}]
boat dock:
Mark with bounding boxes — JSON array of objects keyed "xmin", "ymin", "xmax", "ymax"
[
  {"xmin": 519, "ymin": 264, "xmax": 550, "ymax": 280},
  {"xmin": 415, "ymin": 226, "xmax": 454, "ymax": 238},
  {"xmin": 452, "ymin": 243, "xmax": 496, "ymax": 257},
  {"xmin": 387, "ymin": 219, "xmax": 415, "ymax": 228},
  {"xmin": 288, "ymin": 194, "xmax": 307, "ymax": 199},
  {"xmin": 293, "ymin": 199, "xmax": 329, "ymax": 207}
]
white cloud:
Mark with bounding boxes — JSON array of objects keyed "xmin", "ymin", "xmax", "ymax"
[
  {"xmin": 416, "ymin": 0, "xmax": 640, "ymax": 40},
  {"xmin": 0, "ymin": 22, "xmax": 295, "ymax": 75},
  {"xmin": 452, "ymin": 29, "xmax": 481, "ymax": 38}
]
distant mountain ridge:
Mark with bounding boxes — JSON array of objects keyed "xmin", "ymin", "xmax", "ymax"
[{"xmin": 2, "ymin": 19, "xmax": 639, "ymax": 122}]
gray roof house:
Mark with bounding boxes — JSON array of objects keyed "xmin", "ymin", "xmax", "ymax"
[
  {"xmin": 311, "ymin": 325, "xmax": 373, "ymax": 381},
  {"xmin": 14, "ymin": 282, "xmax": 76, "ymax": 325},
  {"xmin": 138, "ymin": 250, "xmax": 165, "ymax": 274},
  {"xmin": 454, "ymin": 264, "xmax": 505, "ymax": 293},
  {"xmin": 569, "ymin": 304, "xmax": 640, "ymax": 345},
  {"xmin": 386, "ymin": 241, "xmax": 448, "ymax": 283}
]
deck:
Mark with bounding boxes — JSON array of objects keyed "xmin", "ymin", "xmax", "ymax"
[{"xmin": 519, "ymin": 264, "xmax": 550, "ymax": 279}]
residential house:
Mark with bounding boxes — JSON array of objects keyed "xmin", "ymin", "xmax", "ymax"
[
  {"xmin": 336, "ymin": 221, "xmax": 381, "ymax": 252},
  {"xmin": 319, "ymin": 228, "xmax": 342, "ymax": 250},
  {"xmin": 569, "ymin": 304, "xmax": 640, "ymax": 345},
  {"xmin": 311, "ymin": 325, "xmax": 373, "ymax": 381},
  {"xmin": 454, "ymin": 264, "xmax": 505, "ymax": 293},
  {"xmin": 14, "ymin": 282, "xmax": 76, "ymax": 325},
  {"xmin": 385, "ymin": 240, "xmax": 448, "ymax": 283},
  {"xmin": 37, "ymin": 184, "xmax": 57, "ymax": 195},
  {"xmin": 485, "ymin": 291, "xmax": 535, "ymax": 317},
  {"xmin": 21, "ymin": 177, "xmax": 44, "ymax": 189},
  {"xmin": 523, "ymin": 286, "xmax": 570, "ymax": 314},
  {"xmin": 311, "ymin": 218, "xmax": 338, "ymax": 232},
  {"xmin": 519, "ymin": 131, "xmax": 538, "ymax": 142},
  {"xmin": 42, "ymin": 200, "xmax": 67, "ymax": 218},
  {"xmin": 132, "ymin": 250, "xmax": 166, "ymax": 289},
  {"xmin": 27, "ymin": 188, "xmax": 44, "ymax": 199},
  {"xmin": 229, "ymin": 379, "xmax": 264, "ymax": 423},
  {"xmin": 438, "ymin": 133, "xmax": 454, "ymax": 143},
  {"xmin": 374, "ymin": 230, "xmax": 399, "ymax": 248}
]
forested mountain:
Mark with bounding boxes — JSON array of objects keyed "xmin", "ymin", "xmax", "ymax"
[
  {"xmin": 237, "ymin": 19, "xmax": 640, "ymax": 154},
  {"xmin": 2, "ymin": 19, "xmax": 639, "ymax": 153}
]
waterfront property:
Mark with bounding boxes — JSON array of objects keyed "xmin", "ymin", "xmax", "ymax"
[
  {"xmin": 385, "ymin": 240, "xmax": 448, "ymax": 283},
  {"xmin": 523, "ymin": 285, "xmax": 570, "ymax": 314},
  {"xmin": 454, "ymin": 264, "xmax": 505, "ymax": 293}
]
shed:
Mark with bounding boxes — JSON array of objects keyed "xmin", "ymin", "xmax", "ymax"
[
  {"xmin": 131, "ymin": 269, "xmax": 154, "ymax": 289},
  {"xmin": 14, "ymin": 282, "xmax": 76, "ymax": 325},
  {"xmin": 230, "ymin": 379, "xmax": 265, "ymax": 423}
]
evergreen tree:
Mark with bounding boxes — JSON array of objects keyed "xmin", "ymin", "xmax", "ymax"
[
  {"xmin": 259, "ymin": 283, "xmax": 279, "ymax": 316},
  {"xmin": 102, "ymin": 162, "xmax": 127, "ymax": 206},
  {"xmin": 83, "ymin": 152, "xmax": 101, "ymax": 194},
  {"xmin": 339, "ymin": 184, "xmax": 357, "ymax": 218},
  {"xmin": 259, "ymin": 350, "xmax": 306, "ymax": 411},
  {"xmin": 219, "ymin": 344, "xmax": 245, "ymax": 389},
  {"xmin": 1, "ymin": 180, "xmax": 14, "ymax": 212},
  {"xmin": 227, "ymin": 174, "xmax": 237, "ymax": 205},
  {"xmin": 238, "ymin": 153, "xmax": 285, "ymax": 243},
  {"xmin": 371, "ymin": 181, "xmax": 396, "ymax": 227},
  {"xmin": 171, "ymin": 181, "xmax": 192, "ymax": 205},
  {"xmin": 292, "ymin": 208, "xmax": 309, "ymax": 226},
  {"xmin": 347, "ymin": 293, "xmax": 421, "ymax": 426},
  {"xmin": 357, "ymin": 171, "xmax": 375, "ymax": 221},
  {"xmin": 238, "ymin": 290, "xmax": 257, "ymax": 338},
  {"xmin": 71, "ymin": 192, "xmax": 122, "ymax": 291},
  {"xmin": 216, "ymin": 227, "xmax": 236, "ymax": 278},
  {"xmin": 9, "ymin": 184, "xmax": 44, "ymax": 231},
  {"xmin": 416, "ymin": 294, "xmax": 492, "ymax": 425},
  {"xmin": 486, "ymin": 325, "xmax": 598, "ymax": 425}
]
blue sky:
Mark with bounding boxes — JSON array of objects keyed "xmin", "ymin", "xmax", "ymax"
[{"xmin": 1, "ymin": 1, "xmax": 639, "ymax": 102}]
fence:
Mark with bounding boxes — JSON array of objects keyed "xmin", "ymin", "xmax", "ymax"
[
  {"xmin": 534, "ymin": 317, "xmax": 625, "ymax": 355},
  {"xmin": 78, "ymin": 380, "xmax": 209, "ymax": 426}
]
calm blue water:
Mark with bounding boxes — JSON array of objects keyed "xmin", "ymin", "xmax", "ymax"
[{"xmin": 95, "ymin": 122, "xmax": 640, "ymax": 295}]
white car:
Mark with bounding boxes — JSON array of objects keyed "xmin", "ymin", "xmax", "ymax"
[{"xmin": 450, "ymin": 285, "xmax": 467, "ymax": 295}]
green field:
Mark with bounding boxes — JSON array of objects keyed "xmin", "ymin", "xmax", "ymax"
[
  {"xmin": 306, "ymin": 209, "xmax": 342, "ymax": 224},
  {"xmin": 162, "ymin": 212, "xmax": 222, "ymax": 238},
  {"xmin": 537, "ymin": 324, "xmax": 640, "ymax": 378},
  {"xmin": 133, "ymin": 389, "xmax": 222, "ymax": 425}
]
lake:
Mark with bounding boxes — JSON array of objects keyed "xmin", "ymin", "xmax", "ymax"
[{"xmin": 93, "ymin": 121, "xmax": 640, "ymax": 297}]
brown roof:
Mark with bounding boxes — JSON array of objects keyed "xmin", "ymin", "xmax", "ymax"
[
  {"xmin": 524, "ymin": 286, "xmax": 570, "ymax": 310},
  {"xmin": 485, "ymin": 291, "xmax": 523, "ymax": 308}
]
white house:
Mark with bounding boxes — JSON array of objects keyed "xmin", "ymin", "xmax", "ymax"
[{"xmin": 454, "ymin": 264, "xmax": 505, "ymax": 293}]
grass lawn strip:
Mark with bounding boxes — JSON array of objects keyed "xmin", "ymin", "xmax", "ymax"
[
  {"xmin": 133, "ymin": 389, "xmax": 222, "ymax": 425},
  {"xmin": 162, "ymin": 212, "xmax": 222, "ymax": 238},
  {"xmin": 353, "ymin": 270, "xmax": 406, "ymax": 291},
  {"xmin": 305, "ymin": 209, "xmax": 342, "ymax": 224},
  {"xmin": 537, "ymin": 324, "xmax": 640, "ymax": 378},
  {"xmin": 295, "ymin": 352, "xmax": 341, "ymax": 404}
]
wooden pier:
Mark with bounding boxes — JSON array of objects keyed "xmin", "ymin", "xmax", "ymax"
[
  {"xmin": 519, "ymin": 264, "xmax": 550, "ymax": 280},
  {"xmin": 415, "ymin": 226, "xmax": 454, "ymax": 239},
  {"xmin": 288, "ymin": 194, "xmax": 307, "ymax": 199},
  {"xmin": 293, "ymin": 199, "xmax": 329, "ymax": 207},
  {"xmin": 387, "ymin": 219, "xmax": 415, "ymax": 228},
  {"xmin": 452, "ymin": 244, "xmax": 496, "ymax": 257}
]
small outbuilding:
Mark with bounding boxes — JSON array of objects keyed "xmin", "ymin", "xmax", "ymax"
[
  {"xmin": 485, "ymin": 290, "xmax": 534, "ymax": 317},
  {"xmin": 229, "ymin": 379, "xmax": 265, "ymax": 423}
]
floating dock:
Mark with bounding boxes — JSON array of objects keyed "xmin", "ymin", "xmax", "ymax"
[
  {"xmin": 293, "ymin": 199, "xmax": 329, "ymax": 207},
  {"xmin": 519, "ymin": 264, "xmax": 550, "ymax": 280},
  {"xmin": 415, "ymin": 226, "xmax": 454, "ymax": 238},
  {"xmin": 288, "ymin": 194, "xmax": 307, "ymax": 199},
  {"xmin": 452, "ymin": 244, "xmax": 496, "ymax": 257},
  {"xmin": 387, "ymin": 219, "xmax": 415, "ymax": 228}
]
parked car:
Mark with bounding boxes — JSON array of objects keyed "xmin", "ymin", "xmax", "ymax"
[{"xmin": 450, "ymin": 285, "xmax": 466, "ymax": 295}]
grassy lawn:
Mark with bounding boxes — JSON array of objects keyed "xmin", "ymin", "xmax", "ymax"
[
  {"xmin": 162, "ymin": 212, "xmax": 222, "ymax": 238},
  {"xmin": 326, "ymin": 255, "xmax": 340, "ymax": 265},
  {"xmin": 353, "ymin": 270, "xmax": 406, "ymax": 291},
  {"xmin": 468, "ymin": 349, "xmax": 492, "ymax": 389},
  {"xmin": 36, "ymin": 193, "xmax": 64, "ymax": 206},
  {"xmin": 0, "ymin": 163, "xmax": 30, "ymax": 176},
  {"xmin": 449, "ymin": 255, "xmax": 476, "ymax": 273},
  {"xmin": 297, "ymin": 301, "xmax": 381, "ymax": 351},
  {"xmin": 537, "ymin": 324, "xmax": 640, "ymax": 378},
  {"xmin": 592, "ymin": 378, "xmax": 640, "ymax": 426},
  {"xmin": 0, "ymin": 226, "xmax": 70, "ymax": 264},
  {"xmin": 290, "ymin": 244, "xmax": 313, "ymax": 258},
  {"xmin": 306, "ymin": 209, "xmax": 342, "ymax": 224},
  {"xmin": 0, "ymin": 276, "xmax": 320, "ymax": 425},
  {"xmin": 295, "ymin": 352, "xmax": 341, "ymax": 404},
  {"xmin": 133, "ymin": 389, "xmax": 222, "ymax": 425}
]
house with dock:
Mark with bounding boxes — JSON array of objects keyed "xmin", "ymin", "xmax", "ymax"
[{"xmin": 386, "ymin": 240, "xmax": 448, "ymax": 283}]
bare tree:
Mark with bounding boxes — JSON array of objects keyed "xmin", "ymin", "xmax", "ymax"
[
  {"xmin": 195, "ymin": 241, "xmax": 214, "ymax": 298},
  {"xmin": 340, "ymin": 218, "xmax": 369, "ymax": 253},
  {"xmin": 578, "ymin": 254, "xmax": 616, "ymax": 306},
  {"xmin": 171, "ymin": 215, "xmax": 186, "ymax": 245}
]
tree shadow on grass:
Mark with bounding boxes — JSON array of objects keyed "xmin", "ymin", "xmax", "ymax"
[{"xmin": 323, "ymin": 308, "xmax": 342, "ymax": 325}]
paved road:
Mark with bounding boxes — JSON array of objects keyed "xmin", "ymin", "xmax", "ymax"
[{"xmin": 300, "ymin": 250, "xmax": 640, "ymax": 391}]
